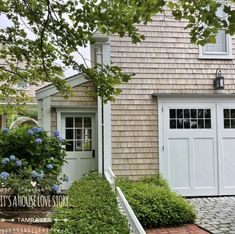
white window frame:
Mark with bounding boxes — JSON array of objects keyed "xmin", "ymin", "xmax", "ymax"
[
  {"xmin": 199, "ymin": 33, "xmax": 232, "ymax": 59},
  {"xmin": 199, "ymin": 0, "xmax": 233, "ymax": 60}
]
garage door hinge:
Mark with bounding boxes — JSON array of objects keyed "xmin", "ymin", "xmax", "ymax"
[
  {"xmin": 162, "ymin": 107, "xmax": 163, "ymax": 112},
  {"xmin": 162, "ymin": 145, "xmax": 164, "ymax": 151}
]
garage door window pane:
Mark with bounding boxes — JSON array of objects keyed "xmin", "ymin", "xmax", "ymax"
[
  {"xmin": 205, "ymin": 120, "xmax": 211, "ymax": 129},
  {"xmin": 170, "ymin": 109, "xmax": 176, "ymax": 118},
  {"xmin": 170, "ymin": 119, "xmax": 176, "ymax": 128},
  {"xmin": 224, "ymin": 109, "xmax": 235, "ymax": 129},
  {"xmin": 169, "ymin": 109, "xmax": 211, "ymax": 129},
  {"xmin": 204, "ymin": 109, "xmax": 211, "ymax": 118}
]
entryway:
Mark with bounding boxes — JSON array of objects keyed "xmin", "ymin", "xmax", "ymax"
[
  {"xmin": 159, "ymin": 97, "xmax": 235, "ymax": 196},
  {"xmin": 61, "ymin": 113, "xmax": 98, "ymax": 190}
]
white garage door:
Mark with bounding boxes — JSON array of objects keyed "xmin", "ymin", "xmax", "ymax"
[{"xmin": 159, "ymin": 98, "xmax": 235, "ymax": 196}]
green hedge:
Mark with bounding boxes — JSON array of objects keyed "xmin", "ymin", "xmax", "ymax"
[
  {"xmin": 51, "ymin": 172, "xmax": 129, "ymax": 234},
  {"xmin": 118, "ymin": 176, "xmax": 196, "ymax": 228}
]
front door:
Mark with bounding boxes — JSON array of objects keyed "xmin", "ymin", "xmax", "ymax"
[{"xmin": 61, "ymin": 114, "xmax": 97, "ymax": 190}]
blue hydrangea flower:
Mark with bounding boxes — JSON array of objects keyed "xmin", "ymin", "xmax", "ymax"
[
  {"xmin": 0, "ymin": 172, "xmax": 9, "ymax": 180},
  {"xmin": 37, "ymin": 171, "xmax": 44, "ymax": 180},
  {"xmin": 27, "ymin": 129, "xmax": 34, "ymax": 135},
  {"xmin": 31, "ymin": 170, "xmax": 38, "ymax": 178},
  {"xmin": 35, "ymin": 138, "xmax": 42, "ymax": 144},
  {"xmin": 53, "ymin": 130, "xmax": 60, "ymax": 137},
  {"xmin": 46, "ymin": 164, "xmax": 53, "ymax": 170},
  {"xmin": 57, "ymin": 136, "xmax": 63, "ymax": 143},
  {"xmin": 2, "ymin": 158, "xmax": 9, "ymax": 165},
  {"xmin": 37, "ymin": 128, "xmax": 44, "ymax": 133},
  {"xmin": 52, "ymin": 185, "xmax": 59, "ymax": 192},
  {"xmin": 2, "ymin": 128, "xmax": 9, "ymax": 134},
  {"xmin": 15, "ymin": 160, "xmax": 22, "ymax": 168},
  {"xmin": 31, "ymin": 127, "xmax": 44, "ymax": 133},
  {"xmin": 9, "ymin": 155, "xmax": 16, "ymax": 161}
]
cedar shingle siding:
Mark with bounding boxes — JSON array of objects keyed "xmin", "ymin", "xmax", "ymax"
[
  {"xmin": 50, "ymin": 82, "xmax": 97, "ymax": 133},
  {"xmin": 110, "ymin": 14, "xmax": 235, "ymax": 179}
]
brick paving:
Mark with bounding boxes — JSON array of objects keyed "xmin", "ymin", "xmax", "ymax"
[
  {"xmin": 189, "ymin": 196, "xmax": 235, "ymax": 234},
  {"xmin": 146, "ymin": 224, "xmax": 209, "ymax": 234}
]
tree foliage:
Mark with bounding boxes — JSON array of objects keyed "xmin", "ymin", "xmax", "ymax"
[{"xmin": 0, "ymin": 0, "xmax": 235, "ymax": 108}]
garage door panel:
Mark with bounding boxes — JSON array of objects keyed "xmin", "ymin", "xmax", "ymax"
[
  {"xmin": 168, "ymin": 138, "xmax": 190, "ymax": 189},
  {"xmin": 221, "ymin": 138, "xmax": 235, "ymax": 188},
  {"xmin": 193, "ymin": 138, "xmax": 216, "ymax": 189}
]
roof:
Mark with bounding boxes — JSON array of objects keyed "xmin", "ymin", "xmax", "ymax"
[{"xmin": 36, "ymin": 73, "xmax": 87, "ymax": 99}]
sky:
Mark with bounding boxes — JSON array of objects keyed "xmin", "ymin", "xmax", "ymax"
[{"xmin": 0, "ymin": 14, "xmax": 91, "ymax": 77}]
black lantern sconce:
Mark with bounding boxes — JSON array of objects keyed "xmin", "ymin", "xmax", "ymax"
[{"xmin": 214, "ymin": 68, "xmax": 224, "ymax": 90}]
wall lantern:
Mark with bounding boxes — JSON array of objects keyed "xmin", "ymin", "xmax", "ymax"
[{"xmin": 214, "ymin": 68, "xmax": 224, "ymax": 90}]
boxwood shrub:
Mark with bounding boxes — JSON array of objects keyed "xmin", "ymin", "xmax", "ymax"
[
  {"xmin": 118, "ymin": 176, "xmax": 196, "ymax": 228},
  {"xmin": 51, "ymin": 172, "xmax": 129, "ymax": 234}
]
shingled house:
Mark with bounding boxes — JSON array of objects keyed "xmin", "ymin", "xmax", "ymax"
[{"xmin": 36, "ymin": 7, "xmax": 235, "ymax": 196}]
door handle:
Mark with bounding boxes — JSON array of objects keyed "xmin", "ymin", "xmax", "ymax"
[{"xmin": 92, "ymin": 149, "xmax": 95, "ymax": 158}]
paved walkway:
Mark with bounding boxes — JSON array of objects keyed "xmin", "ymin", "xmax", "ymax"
[
  {"xmin": 147, "ymin": 224, "xmax": 209, "ymax": 234},
  {"xmin": 189, "ymin": 196, "xmax": 235, "ymax": 234}
]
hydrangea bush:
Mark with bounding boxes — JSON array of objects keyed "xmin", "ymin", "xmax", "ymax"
[{"xmin": 0, "ymin": 127, "xmax": 66, "ymax": 195}]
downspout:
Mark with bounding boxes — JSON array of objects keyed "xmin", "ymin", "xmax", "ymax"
[
  {"xmin": 101, "ymin": 100, "xmax": 104, "ymax": 175},
  {"xmin": 95, "ymin": 46, "xmax": 105, "ymax": 175}
]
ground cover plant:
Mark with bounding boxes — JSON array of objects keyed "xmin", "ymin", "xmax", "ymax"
[
  {"xmin": 51, "ymin": 172, "xmax": 129, "ymax": 234},
  {"xmin": 118, "ymin": 175, "xmax": 196, "ymax": 228},
  {"xmin": 0, "ymin": 127, "xmax": 66, "ymax": 196}
]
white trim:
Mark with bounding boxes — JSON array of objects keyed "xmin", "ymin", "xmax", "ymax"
[
  {"xmin": 42, "ymin": 96, "xmax": 51, "ymax": 133},
  {"xmin": 36, "ymin": 73, "xmax": 87, "ymax": 99},
  {"xmin": 37, "ymin": 100, "xmax": 43, "ymax": 127}
]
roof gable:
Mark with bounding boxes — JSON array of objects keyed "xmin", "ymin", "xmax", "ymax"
[{"xmin": 36, "ymin": 73, "xmax": 87, "ymax": 99}]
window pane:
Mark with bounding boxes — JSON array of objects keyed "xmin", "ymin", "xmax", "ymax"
[
  {"xmin": 75, "ymin": 129, "xmax": 82, "ymax": 140},
  {"xmin": 198, "ymin": 109, "xmax": 203, "ymax": 118},
  {"xmin": 66, "ymin": 141, "xmax": 74, "ymax": 151},
  {"xmin": 84, "ymin": 118, "xmax": 91, "ymax": 128},
  {"xmin": 191, "ymin": 109, "xmax": 197, "ymax": 118},
  {"xmin": 170, "ymin": 120, "xmax": 176, "ymax": 129},
  {"xmin": 203, "ymin": 30, "xmax": 227, "ymax": 54},
  {"xmin": 198, "ymin": 119, "xmax": 204, "ymax": 129},
  {"xmin": 191, "ymin": 119, "xmax": 197, "ymax": 128},
  {"xmin": 204, "ymin": 109, "xmax": 211, "ymax": 118},
  {"xmin": 84, "ymin": 129, "xmax": 91, "ymax": 139},
  {"xmin": 66, "ymin": 118, "xmax": 73, "ymax": 128},
  {"xmin": 184, "ymin": 109, "xmax": 190, "ymax": 118},
  {"xmin": 75, "ymin": 141, "xmax": 82, "ymax": 151},
  {"xmin": 83, "ymin": 141, "xmax": 92, "ymax": 151},
  {"xmin": 231, "ymin": 110, "xmax": 235, "ymax": 118},
  {"xmin": 224, "ymin": 119, "xmax": 230, "ymax": 128},
  {"xmin": 177, "ymin": 119, "xmax": 183, "ymax": 129},
  {"xmin": 224, "ymin": 109, "xmax": 230, "ymax": 118},
  {"xmin": 184, "ymin": 119, "xmax": 190, "ymax": 129},
  {"xmin": 170, "ymin": 109, "xmax": 176, "ymax": 118},
  {"xmin": 66, "ymin": 129, "xmax": 73, "ymax": 140},
  {"xmin": 75, "ymin": 118, "xmax": 82, "ymax": 128},
  {"xmin": 231, "ymin": 119, "xmax": 235, "ymax": 128},
  {"xmin": 205, "ymin": 120, "xmax": 211, "ymax": 129}
]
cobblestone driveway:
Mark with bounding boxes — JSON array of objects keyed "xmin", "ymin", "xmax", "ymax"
[{"xmin": 188, "ymin": 197, "xmax": 235, "ymax": 234}]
